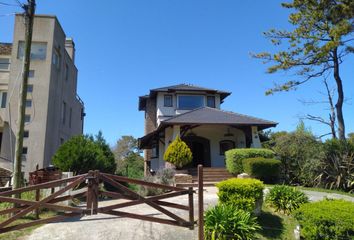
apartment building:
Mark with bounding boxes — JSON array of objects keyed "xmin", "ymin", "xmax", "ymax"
[{"xmin": 0, "ymin": 14, "xmax": 85, "ymax": 175}]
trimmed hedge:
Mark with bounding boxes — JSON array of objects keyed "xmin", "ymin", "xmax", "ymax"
[
  {"xmin": 225, "ymin": 148, "xmax": 275, "ymax": 174},
  {"xmin": 216, "ymin": 178, "xmax": 264, "ymax": 213},
  {"xmin": 243, "ymin": 157, "xmax": 281, "ymax": 183},
  {"xmin": 294, "ymin": 199, "xmax": 354, "ymax": 240}
]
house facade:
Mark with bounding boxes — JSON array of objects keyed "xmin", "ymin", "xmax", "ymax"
[
  {"xmin": 0, "ymin": 15, "xmax": 85, "ymax": 176},
  {"xmin": 138, "ymin": 84, "xmax": 277, "ymax": 173}
]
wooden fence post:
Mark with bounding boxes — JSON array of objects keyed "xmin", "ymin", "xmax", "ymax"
[
  {"xmin": 188, "ymin": 186, "xmax": 194, "ymax": 230},
  {"xmin": 35, "ymin": 189, "xmax": 40, "ymax": 219},
  {"xmin": 198, "ymin": 164, "xmax": 204, "ymax": 240}
]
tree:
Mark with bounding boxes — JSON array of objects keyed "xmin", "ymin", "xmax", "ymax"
[
  {"xmin": 164, "ymin": 136, "xmax": 193, "ymax": 169},
  {"xmin": 52, "ymin": 134, "xmax": 116, "ymax": 175},
  {"xmin": 254, "ymin": 0, "xmax": 354, "ymax": 140}
]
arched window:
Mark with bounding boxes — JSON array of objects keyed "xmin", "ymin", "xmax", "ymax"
[{"xmin": 219, "ymin": 140, "xmax": 235, "ymax": 155}]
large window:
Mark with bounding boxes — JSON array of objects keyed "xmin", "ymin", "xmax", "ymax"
[
  {"xmin": 18, "ymin": 42, "xmax": 47, "ymax": 60},
  {"xmin": 178, "ymin": 95, "xmax": 204, "ymax": 110},
  {"xmin": 220, "ymin": 140, "xmax": 235, "ymax": 155},
  {"xmin": 0, "ymin": 58, "xmax": 10, "ymax": 70}
]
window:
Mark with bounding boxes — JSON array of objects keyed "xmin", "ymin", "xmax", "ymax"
[
  {"xmin": 22, "ymin": 147, "xmax": 28, "ymax": 154},
  {"xmin": 0, "ymin": 58, "xmax": 10, "ymax": 70},
  {"xmin": 69, "ymin": 108, "xmax": 72, "ymax": 128},
  {"xmin": 151, "ymin": 143, "xmax": 159, "ymax": 158},
  {"xmin": 220, "ymin": 140, "xmax": 235, "ymax": 155},
  {"xmin": 60, "ymin": 138, "xmax": 65, "ymax": 144},
  {"xmin": 24, "ymin": 131, "xmax": 29, "ymax": 138},
  {"xmin": 27, "ymin": 85, "xmax": 33, "ymax": 93},
  {"xmin": 52, "ymin": 49, "xmax": 61, "ymax": 69},
  {"xmin": 178, "ymin": 95, "xmax": 204, "ymax": 110},
  {"xmin": 65, "ymin": 64, "xmax": 69, "ymax": 81},
  {"xmin": 25, "ymin": 100, "xmax": 32, "ymax": 107},
  {"xmin": 18, "ymin": 42, "xmax": 47, "ymax": 60},
  {"xmin": 164, "ymin": 95, "xmax": 172, "ymax": 107},
  {"xmin": 24, "ymin": 114, "xmax": 31, "ymax": 123},
  {"xmin": 1, "ymin": 92, "xmax": 7, "ymax": 108},
  {"xmin": 207, "ymin": 96, "xmax": 216, "ymax": 108},
  {"xmin": 62, "ymin": 101, "xmax": 66, "ymax": 125},
  {"xmin": 28, "ymin": 70, "xmax": 35, "ymax": 78}
]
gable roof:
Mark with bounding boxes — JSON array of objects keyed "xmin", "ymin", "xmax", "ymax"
[
  {"xmin": 139, "ymin": 84, "xmax": 231, "ymax": 111},
  {"xmin": 0, "ymin": 43, "xmax": 12, "ymax": 55},
  {"xmin": 161, "ymin": 107, "xmax": 277, "ymax": 129}
]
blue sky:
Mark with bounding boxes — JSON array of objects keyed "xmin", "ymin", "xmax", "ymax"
[{"xmin": 1, "ymin": 0, "xmax": 353, "ymax": 146}]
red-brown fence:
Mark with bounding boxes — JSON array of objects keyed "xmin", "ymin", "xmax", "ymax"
[{"xmin": 0, "ymin": 169, "xmax": 203, "ymax": 235}]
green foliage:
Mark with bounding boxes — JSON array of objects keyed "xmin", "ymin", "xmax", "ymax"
[
  {"xmin": 204, "ymin": 204, "xmax": 261, "ymax": 240},
  {"xmin": 163, "ymin": 136, "xmax": 192, "ymax": 168},
  {"xmin": 138, "ymin": 168, "xmax": 175, "ymax": 196},
  {"xmin": 269, "ymin": 123, "xmax": 323, "ymax": 186},
  {"xmin": 294, "ymin": 199, "xmax": 354, "ymax": 240},
  {"xmin": 52, "ymin": 132, "xmax": 116, "ymax": 175},
  {"xmin": 266, "ymin": 185, "xmax": 308, "ymax": 215},
  {"xmin": 242, "ymin": 157, "xmax": 281, "ymax": 183},
  {"xmin": 316, "ymin": 139, "xmax": 354, "ymax": 191},
  {"xmin": 217, "ymin": 178, "xmax": 264, "ymax": 212},
  {"xmin": 225, "ymin": 148, "xmax": 275, "ymax": 174}
]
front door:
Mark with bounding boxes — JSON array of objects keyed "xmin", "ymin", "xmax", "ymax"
[{"xmin": 182, "ymin": 136, "xmax": 211, "ymax": 167}]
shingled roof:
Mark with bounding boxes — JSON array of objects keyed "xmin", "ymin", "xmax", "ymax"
[
  {"xmin": 161, "ymin": 107, "xmax": 277, "ymax": 129},
  {"xmin": 139, "ymin": 84, "xmax": 231, "ymax": 110},
  {"xmin": 0, "ymin": 43, "xmax": 12, "ymax": 55}
]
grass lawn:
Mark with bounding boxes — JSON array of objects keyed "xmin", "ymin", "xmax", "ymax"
[
  {"xmin": 256, "ymin": 205, "xmax": 298, "ymax": 240},
  {"xmin": 0, "ymin": 211, "xmax": 57, "ymax": 240}
]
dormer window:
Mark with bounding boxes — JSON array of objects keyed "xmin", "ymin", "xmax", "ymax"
[
  {"xmin": 178, "ymin": 95, "xmax": 204, "ymax": 110},
  {"xmin": 207, "ymin": 96, "xmax": 215, "ymax": 108},
  {"xmin": 164, "ymin": 95, "xmax": 173, "ymax": 107}
]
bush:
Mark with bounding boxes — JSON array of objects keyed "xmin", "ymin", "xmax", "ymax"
[
  {"xmin": 294, "ymin": 199, "xmax": 354, "ymax": 240},
  {"xmin": 242, "ymin": 157, "xmax": 281, "ymax": 183},
  {"xmin": 217, "ymin": 178, "xmax": 264, "ymax": 213},
  {"xmin": 204, "ymin": 204, "xmax": 261, "ymax": 240},
  {"xmin": 164, "ymin": 136, "xmax": 193, "ymax": 168},
  {"xmin": 225, "ymin": 148, "xmax": 275, "ymax": 174},
  {"xmin": 52, "ymin": 132, "xmax": 116, "ymax": 175},
  {"xmin": 138, "ymin": 169, "xmax": 175, "ymax": 196},
  {"xmin": 266, "ymin": 185, "xmax": 308, "ymax": 214}
]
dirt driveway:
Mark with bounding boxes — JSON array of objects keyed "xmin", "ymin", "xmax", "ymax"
[{"xmin": 25, "ymin": 187, "xmax": 218, "ymax": 240}]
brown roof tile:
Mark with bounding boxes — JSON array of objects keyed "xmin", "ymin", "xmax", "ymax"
[{"xmin": 0, "ymin": 43, "xmax": 12, "ymax": 55}]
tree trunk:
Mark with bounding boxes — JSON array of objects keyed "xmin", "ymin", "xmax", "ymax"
[{"xmin": 332, "ymin": 48, "xmax": 346, "ymax": 140}]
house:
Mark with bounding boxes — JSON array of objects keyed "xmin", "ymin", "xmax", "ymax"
[
  {"xmin": 138, "ymin": 84, "xmax": 277, "ymax": 174},
  {"xmin": 0, "ymin": 15, "xmax": 85, "ymax": 176}
]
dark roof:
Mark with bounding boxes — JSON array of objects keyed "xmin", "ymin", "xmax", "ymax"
[
  {"xmin": 0, "ymin": 43, "xmax": 12, "ymax": 55},
  {"xmin": 161, "ymin": 107, "xmax": 277, "ymax": 128},
  {"xmin": 139, "ymin": 84, "xmax": 231, "ymax": 111}
]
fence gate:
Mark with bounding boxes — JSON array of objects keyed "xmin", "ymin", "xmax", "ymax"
[{"xmin": 0, "ymin": 170, "xmax": 196, "ymax": 234}]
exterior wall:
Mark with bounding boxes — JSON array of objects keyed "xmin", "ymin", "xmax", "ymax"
[
  {"xmin": 156, "ymin": 92, "xmax": 221, "ymax": 125},
  {"xmin": 143, "ymin": 97, "xmax": 157, "ymax": 173},
  {"xmin": 0, "ymin": 15, "xmax": 84, "ymax": 175},
  {"xmin": 149, "ymin": 125, "xmax": 246, "ymax": 170}
]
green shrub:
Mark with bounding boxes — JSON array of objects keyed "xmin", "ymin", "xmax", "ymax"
[
  {"xmin": 242, "ymin": 157, "xmax": 281, "ymax": 183},
  {"xmin": 164, "ymin": 136, "xmax": 193, "ymax": 168},
  {"xmin": 204, "ymin": 204, "xmax": 261, "ymax": 240},
  {"xmin": 225, "ymin": 148, "xmax": 275, "ymax": 174},
  {"xmin": 217, "ymin": 178, "xmax": 264, "ymax": 213},
  {"xmin": 138, "ymin": 169, "xmax": 175, "ymax": 196},
  {"xmin": 266, "ymin": 185, "xmax": 308, "ymax": 214},
  {"xmin": 294, "ymin": 199, "xmax": 354, "ymax": 240}
]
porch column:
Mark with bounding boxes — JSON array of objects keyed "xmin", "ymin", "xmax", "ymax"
[
  {"xmin": 172, "ymin": 125, "xmax": 180, "ymax": 139},
  {"xmin": 251, "ymin": 126, "xmax": 261, "ymax": 148}
]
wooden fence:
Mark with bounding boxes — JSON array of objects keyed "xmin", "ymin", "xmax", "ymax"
[{"xmin": 0, "ymin": 167, "xmax": 205, "ymax": 236}]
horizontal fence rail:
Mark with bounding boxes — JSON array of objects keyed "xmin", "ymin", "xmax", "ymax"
[{"xmin": 0, "ymin": 170, "xmax": 196, "ymax": 234}]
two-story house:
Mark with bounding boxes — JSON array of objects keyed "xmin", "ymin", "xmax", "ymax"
[{"xmin": 138, "ymin": 84, "xmax": 277, "ymax": 174}]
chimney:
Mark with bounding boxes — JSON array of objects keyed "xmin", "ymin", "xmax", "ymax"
[{"xmin": 65, "ymin": 37, "xmax": 75, "ymax": 63}]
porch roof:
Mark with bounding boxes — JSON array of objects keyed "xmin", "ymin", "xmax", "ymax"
[{"xmin": 138, "ymin": 107, "xmax": 277, "ymax": 149}]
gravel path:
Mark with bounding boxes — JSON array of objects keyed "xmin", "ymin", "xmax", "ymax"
[
  {"xmin": 25, "ymin": 187, "xmax": 218, "ymax": 240},
  {"xmin": 25, "ymin": 187, "xmax": 354, "ymax": 240}
]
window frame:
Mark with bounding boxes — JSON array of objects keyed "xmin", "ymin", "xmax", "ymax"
[
  {"xmin": 0, "ymin": 58, "xmax": 10, "ymax": 71},
  {"xmin": 219, "ymin": 140, "xmax": 236, "ymax": 156},
  {"xmin": 177, "ymin": 94, "xmax": 205, "ymax": 110},
  {"xmin": 18, "ymin": 41, "xmax": 47, "ymax": 60},
  {"xmin": 207, "ymin": 96, "xmax": 216, "ymax": 108},
  {"xmin": 163, "ymin": 94, "xmax": 173, "ymax": 107},
  {"xmin": 1, "ymin": 92, "xmax": 7, "ymax": 108}
]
